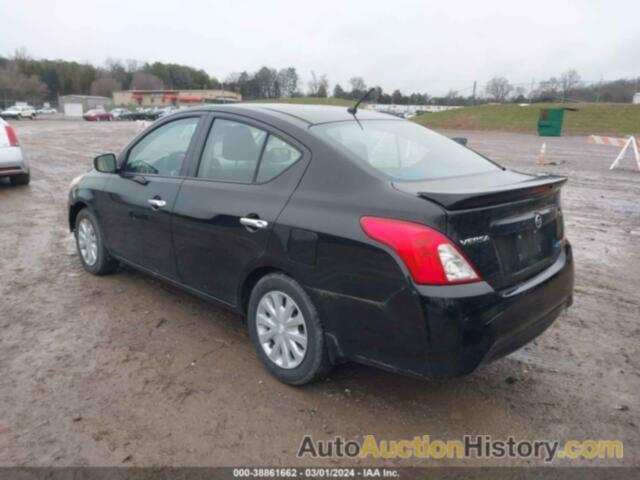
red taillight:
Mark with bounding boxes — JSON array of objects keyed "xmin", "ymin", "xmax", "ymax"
[
  {"xmin": 360, "ymin": 216, "xmax": 481, "ymax": 285},
  {"xmin": 5, "ymin": 125, "xmax": 19, "ymax": 146}
]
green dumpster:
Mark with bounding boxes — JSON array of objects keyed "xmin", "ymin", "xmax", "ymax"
[{"xmin": 537, "ymin": 107, "xmax": 578, "ymax": 137}]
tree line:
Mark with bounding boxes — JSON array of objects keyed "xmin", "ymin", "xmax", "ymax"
[
  {"xmin": 0, "ymin": 50, "xmax": 638, "ymax": 106},
  {"xmin": 0, "ymin": 50, "xmax": 222, "ymax": 104},
  {"xmin": 483, "ymin": 70, "xmax": 639, "ymax": 104}
]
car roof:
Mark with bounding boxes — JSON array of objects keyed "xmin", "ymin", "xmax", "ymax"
[{"xmin": 192, "ymin": 103, "xmax": 394, "ymax": 126}]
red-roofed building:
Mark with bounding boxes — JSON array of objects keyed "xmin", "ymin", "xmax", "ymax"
[{"xmin": 113, "ymin": 89, "xmax": 241, "ymax": 107}]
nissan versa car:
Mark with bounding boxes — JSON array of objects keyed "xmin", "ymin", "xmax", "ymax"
[{"xmin": 67, "ymin": 104, "xmax": 574, "ymax": 385}]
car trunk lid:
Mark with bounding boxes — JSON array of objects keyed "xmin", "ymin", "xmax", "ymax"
[{"xmin": 393, "ymin": 170, "xmax": 566, "ymax": 290}]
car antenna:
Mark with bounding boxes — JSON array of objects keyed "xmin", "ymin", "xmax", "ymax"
[{"xmin": 347, "ymin": 88, "xmax": 375, "ymax": 116}]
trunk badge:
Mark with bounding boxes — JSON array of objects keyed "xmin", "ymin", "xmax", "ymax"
[
  {"xmin": 534, "ymin": 213, "xmax": 543, "ymax": 229},
  {"xmin": 460, "ymin": 235, "xmax": 490, "ymax": 246}
]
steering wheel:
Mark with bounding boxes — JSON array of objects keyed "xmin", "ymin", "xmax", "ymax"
[{"xmin": 131, "ymin": 160, "xmax": 159, "ymax": 175}]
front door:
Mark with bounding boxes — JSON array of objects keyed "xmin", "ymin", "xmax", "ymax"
[
  {"xmin": 172, "ymin": 115, "xmax": 309, "ymax": 305},
  {"xmin": 99, "ymin": 115, "xmax": 202, "ymax": 278}
]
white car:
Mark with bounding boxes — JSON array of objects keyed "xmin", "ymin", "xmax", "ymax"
[
  {"xmin": 0, "ymin": 118, "xmax": 30, "ymax": 185},
  {"xmin": 37, "ymin": 107, "xmax": 57, "ymax": 115},
  {"xmin": 1, "ymin": 105, "xmax": 36, "ymax": 120}
]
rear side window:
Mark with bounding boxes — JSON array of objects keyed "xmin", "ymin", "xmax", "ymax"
[
  {"xmin": 198, "ymin": 119, "xmax": 267, "ymax": 183},
  {"xmin": 256, "ymin": 135, "xmax": 302, "ymax": 183},
  {"xmin": 312, "ymin": 120, "xmax": 499, "ymax": 181}
]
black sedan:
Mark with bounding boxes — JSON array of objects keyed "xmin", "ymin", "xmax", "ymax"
[
  {"xmin": 118, "ymin": 109, "xmax": 163, "ymax": 121},
  {"xmin": 68, "ymin": 104, "xmax": 574, "ymax": 385}
]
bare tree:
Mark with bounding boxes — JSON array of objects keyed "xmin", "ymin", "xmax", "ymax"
[
  {"xmin": 485, "ymin": 77, "xmax": 513, "ymax": 102},
  {"xmin": 90, "ymin": 77, "xmax": 122, "ymax": 97},
  {"xmin": 348, "ymin": 76, "xmax": 367, "ymax": 98},
  {"xmin": 307, "ymin": 71, "xmax": 329, "ymax": 97},
  {"xmin": 333, "ymin": 83, "xmax": 347, "ymax": 99},
  {"xmin": 126, "ymin": 59, "xmax": 141, "ymax": 73},
  {"xmin": 307, "ymin": 71, "xmax": 320, "ymax": 96},
  {"xmin": 445, "ymin": 89, "xmax": 459, "ymax": 105},
  {"xmin": 533, "ymin": 77, "xmax": 561, "ymax": 101},
  {"xmin": 559, "ymin": 70, "xmax": 581, "ymax": 102},
  {"xmin": 254, "ymin": 67, "xmax": 279, "ymax": 98},
  {"xmin": 0, "ymin": 62, "xmax": 48, "ymax": 102},
  {"xmin": 130, "ymin": 72, "xmax": 164, "ymax": 90},
  {"xmin": 316, "ymin": 79, "xmax": 328, "ymax": 98},
  {"xmin": 277, "ymin": 68, "xmax": 298, "ymax": 97}
]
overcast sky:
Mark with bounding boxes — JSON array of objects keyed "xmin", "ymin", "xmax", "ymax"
[{"xmin": 2, "ymin": 0, "xmax": 638, "ymax": 95}]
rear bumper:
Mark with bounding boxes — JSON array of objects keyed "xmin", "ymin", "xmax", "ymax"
[
  {"xmin": 316, "ymin": 243, "xmax": 574, "ymax": 379},
  {"xmin": 0, "ymin": 147, "xmax": 28, "ymax": 177},
  {"xmin": 417, "ymin": 243, "xmax": 574, "ymax": 378}
]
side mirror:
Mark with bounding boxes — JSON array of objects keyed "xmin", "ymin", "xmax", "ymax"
[
  {"xmin": 452, "ymin": 137, "xmax": 468, "ymax": 146},
  {"xmin": 94, "ymin": 153, "xmax": 118, "ymax": 173}
]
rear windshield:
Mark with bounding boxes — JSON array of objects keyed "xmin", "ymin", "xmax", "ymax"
[{"xmin": 312, "ymin": 120, "xmax": 499, "ymax": 181}]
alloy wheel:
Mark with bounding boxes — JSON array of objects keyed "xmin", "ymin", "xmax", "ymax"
[{"xmin": 77, "ymin": 218, "xmax": 98, "ymax": 266}]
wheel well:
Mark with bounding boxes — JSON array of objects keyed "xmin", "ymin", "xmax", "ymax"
[
  {"xmin": 239, "ymin": 267, "xmax": 283, "ymax": 318},
  {"xmin": 68, "ymin": 202, "xmax": 87, "ymax": 232}
]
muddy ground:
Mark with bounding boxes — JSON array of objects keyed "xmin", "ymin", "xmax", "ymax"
[{"xmin": 0, "ymin": 120, "xmax": 638, "ymax": 467}]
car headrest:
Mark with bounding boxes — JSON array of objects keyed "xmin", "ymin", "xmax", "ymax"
[{"xmin": 223, "ymin": 125, "xmax": 259, "ymax": 161}]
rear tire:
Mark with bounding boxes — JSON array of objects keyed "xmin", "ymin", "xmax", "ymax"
[
  {"xmin": 10, "ymin": 173, "xmax": 30, "ymax": 185},
  {"xmin": 248, "ymin": 273, "xmax": 331, "ymax": 385},
  {"xmin": 74, "ymin": 209, "xmax": 118, "ymax": 275}
]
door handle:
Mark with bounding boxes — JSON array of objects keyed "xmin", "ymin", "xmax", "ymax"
[
  {"xmin": 148, "ymin": 198, "xmax": 167, "ymax": 209},
  {"xmin": 240, "ymin": 217, "xmax": 269, "ymax": 230}
]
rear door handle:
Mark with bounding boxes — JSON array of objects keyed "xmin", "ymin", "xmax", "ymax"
[
  {"xmin": 148, "ymin": 198, "xmax": 167, "ymax": 209},
  {"xmin": 240, "ymin": 217, "xmax": 269, "ymax": 230}
]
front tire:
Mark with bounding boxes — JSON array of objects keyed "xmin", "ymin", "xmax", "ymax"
[
  {"xmin": 248, "ymin": 273, "xmax": 331, "ymax": 385},
  {"xmin": 74, "ymin": 209, "xmax": 118, "ymax": 275}
]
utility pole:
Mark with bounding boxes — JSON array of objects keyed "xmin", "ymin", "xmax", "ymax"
[
  {"xmin": 596, "ymin": 76, "xmax": 603, "ymax": 103},
  {"xmin": 471, "ymin": 81, "xmax": 477, "ymax": 105},
  {"xmin": 528, "ymin": 79, "xmax": 535, "ymax": 103}
]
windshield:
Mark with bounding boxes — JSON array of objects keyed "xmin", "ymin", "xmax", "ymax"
[{"xmin": 312, "ymin": 120, "xmax": 499, "ymax": 181}]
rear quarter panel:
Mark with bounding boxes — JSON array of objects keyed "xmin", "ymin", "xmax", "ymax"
[{"xmin": 272, "ymin": 139, "xmax": 447, "ymax": 364}]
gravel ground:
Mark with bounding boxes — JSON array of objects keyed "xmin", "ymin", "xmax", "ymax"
[{"xmin": 0, "ymin": 120, "xmax": 638, "ymax": 467}]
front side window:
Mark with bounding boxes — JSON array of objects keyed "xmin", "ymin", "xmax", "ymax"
[
  {"xmin": 198, "ymin": 119, "xmax": 267, "ymax": 183},
  {"xmin": 312, "ymin": 120, "xmax": 499, "ymax": 181},
  {"xmin": 125, "ymin": 117, "xmax": 199, "ymax": 177}
]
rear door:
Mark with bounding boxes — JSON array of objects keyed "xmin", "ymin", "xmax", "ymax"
[
  {"xmin": 172, "ymin": 113, "xmax": 309, "ymax": 305},
  {"xmin": 99, "ymin": 115, "xmax": 203, "ymax": 278}
]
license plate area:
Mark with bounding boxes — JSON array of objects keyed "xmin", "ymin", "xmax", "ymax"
[{"xmin": 495, "ymin": 222, "xmax": 557, "ymax": 275}]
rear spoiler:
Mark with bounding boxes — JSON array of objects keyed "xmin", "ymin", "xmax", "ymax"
[{"xmin": 417, "ymin": 176, "xmax": 567, "ymax": 210}]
